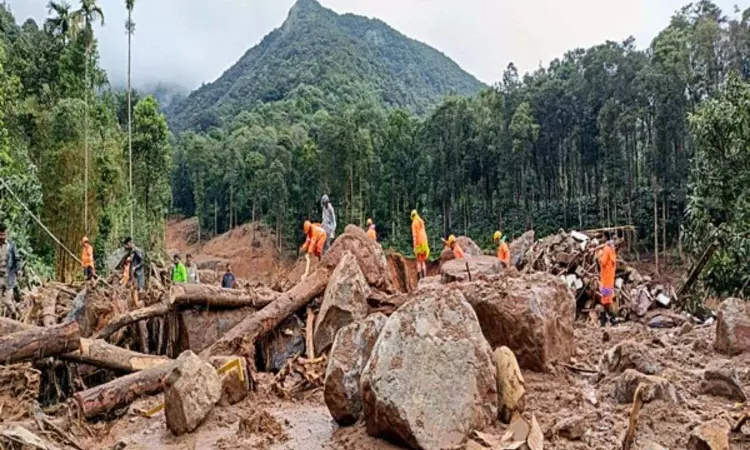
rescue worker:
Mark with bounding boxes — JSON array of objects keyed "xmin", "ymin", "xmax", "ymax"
[
  {"xmin": 442, "ymin": 235, "xmax": 465, "ymax": 259},
  {"xmin": 493, "ymin": 231, "xmax": 510, "ymax": 268},
  {"xmin": 366, "ymin": 218, "xmax": 377, "ymax": 241},
  {"xmin": 0, "ymin": 223, "xmax": 20, "ymax": 318},
  {"xmin": 172, "ymin": 254, "xmax": 187, "ymax": 284},
  {"xmin": 81, "ymin": 236, "xmax": 95, "ymax": 281},
  {"xmin": 410, "ymin": 210, "xmax": 430, "ymax": 280},
  {"xmin": 123, "ymin": 237, "xmax": 145, "ymax": 292},
  {"xmin": 321, "ymin": 195, "xmax": 336, "ymax": 253},
  {"xmin": 222, "ymin": 263, "xmax": 237, "ymax": 289},
  {"xmin": 186, "ymin": 253, "xmax": 200, "ymax": 284},
  {"xmin": 301, "ymin": 220, "xmax": 327, "ymax": 280},
  {"xmin": 597, "ymin": 231, "xmax": 617, "ymax": 326}
]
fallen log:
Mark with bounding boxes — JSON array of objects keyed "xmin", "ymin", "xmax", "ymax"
[
  {"xmin": 169, "ymin": 284, "xmax": 278, "ymax": 309},
  {"xmin": 41, "ymin": 288, "xmax": 58, "ymax": 327},
  {"xmin": 74, "ymin": 358, "xmax": 180, "ymax": 418},
  {"xmin": 93, "ymin": 303, "xmax": 170, "ymax": 341},
  {"xmin": 677, "ymin": 241, "xmax": 717, "ymax": 298},
  {"xmin": 0, "ymin": 321, "xmax": 81, "ymax": 364},
  {"xmin": 0, "ymin": 318, "xmax": 169, "ymax": 372},
  {"xmin": 201, "ymin": 268, "xmax": 329, "ymax": 359}
]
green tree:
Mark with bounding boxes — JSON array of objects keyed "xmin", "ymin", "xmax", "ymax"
[{"xmin": 126, "ymin": 0, "xmax": 135, "ymax": 236}]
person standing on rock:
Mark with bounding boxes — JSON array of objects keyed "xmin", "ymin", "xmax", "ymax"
[
  {"xmin": 0, "ymin": 223, "xmax": 21, "ymax": 319},
  {"xmin": 81, "ymin": 236, "xmax": 95, "ymax": 281},
  {"xmin": 493, "ymin": 231, "xmax": 510, "ymax": 268},
  {"xmin": 301, "ymin": 220, "xmax": 327, "ymax": 280},
  {"xmin": 185, "ymin": 253, "xmax": 200, "ymax": 284},
  {"xmin": 321, "ymin": 195, "xmax": 336, "ymax": 254},
  {"xmin": 172, "ymin": 254, "xmax": 187, "ymax": 284},
  {"xmin": 366, "ymin": 218, "xmax": 377, "ymax": 241},
  {"xmin": 410, "ymin": 210, "xmax": 430, "ymax": 280},
  {"xmin": 442, "ymin": 235, "xmax": 465, "ymax": 259},
  {"xmin": 123, "ymin": 237, "xmax": 145, "ymax": 292},
  {"xmin": 222, "ymin": 263, "xmax": 237, "ymax": 289},
  {"xmin": 597, "ymin": 231, "xmax": 617, "ymax": 326}
]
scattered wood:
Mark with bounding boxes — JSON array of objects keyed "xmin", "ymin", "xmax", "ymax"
[
  {"xmin": 169, "ymin": 284, "xmax": 278, "ymax": 308},
  {"xmin": 622, "ymin": 383, "xmax": 646, "ymax": 450},
  {"xmin": 0, "ymin": 321, "xmax": 81, "ymax": 365},
  {"xmin": 201, "ymin": 268, "xmax": 329, "ymax": 359},
  {"xmin": 677, "ymin": 241, "xmax": 717, "ymax": 298},
  {"xmin": 92, "ymin": 303, "xmax": 169, "ymax": 341},
  {"xmin": 562, "ymin": 363, "xmax": 598, "ymax": 374},
  {"xmin": 305, "ymin": 307, "xmax": 315, "ymax": 359}
]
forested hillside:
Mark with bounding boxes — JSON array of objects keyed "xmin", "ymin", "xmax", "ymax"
[
  {"xmin": 165, "ymin": 0, "xmax": 486, "ymax": 132},
  {"xmin": 0, "ymin": 0, "xmax": 170, "ymax": 281},
  {"xmin": 170, "ymin": 1, "xmax": 750, "ymax": 296}
]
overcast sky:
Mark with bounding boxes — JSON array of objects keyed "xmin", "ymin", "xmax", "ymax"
[{"xmin": 7, "ymin": 0, "xmax": 745, "ymax": 91}]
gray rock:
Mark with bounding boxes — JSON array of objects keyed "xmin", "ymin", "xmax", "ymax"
[
  {"xmin": 494, "ymin": 346, "xmax": 525, "ymax": 423},
  {"xmin": 361, "ymin": 286, "xmax": 498, "ymax": 450},
  {"xmin": 441, "ymin": 255, "xmax": 504, "ymax": 283},
  {"xmin": 613, "ymin": 369, "xmax": 681, "ymax": 404},
  {"xmin": 324, "ymin": 313, "xmax": 387, "ymax": 425},
  {"xmin": 600, "ymin": 340, "xmax": 660, "ymax": 376},
  {"xmin": 688, "ymin": 419, "xmax": 730, "ymax": 450},
  {"xmin": 164, "ymin": 351, "xmax": 222, "ymax": 436},
  {"xmin": 314, "ymin": 251, "xmax": 371, "ymax": 354},
  {"xmin": 715, "ymin": 297, "xmax": 750, "ymax": 355},
  {"xmin": 700, "ymin": 368, "xmax": 747, "ymax": 402}
]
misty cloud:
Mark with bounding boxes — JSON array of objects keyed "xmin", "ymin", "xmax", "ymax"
[{"xmin": 7, "ymin": 0, "xmax": 741, "ymax": 91}]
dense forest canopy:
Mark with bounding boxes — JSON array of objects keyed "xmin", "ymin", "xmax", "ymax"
[{"xmin": 1, "ymin": 0, "xmax": 750, "ymax": 298}]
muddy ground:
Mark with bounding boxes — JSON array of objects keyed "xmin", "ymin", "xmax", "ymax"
[{"xmin": 75, "ymin": 318, "xmax": 750, "ymax": 450}]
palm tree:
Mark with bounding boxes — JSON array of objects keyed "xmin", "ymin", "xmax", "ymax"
[
  {"xmin": 71, "ymin": 0, "xmax": 104, "ymax": 235},
  {"xmin": 45, "ymin": 1, "xmax": 73, "ymax": 42},
  {"xmin": 126, "ymin": 0, "xmax": 135, "ymax": 237}
]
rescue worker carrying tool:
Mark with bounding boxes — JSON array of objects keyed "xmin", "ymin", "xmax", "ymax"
[
  {"xmin": 366, "ymin": 218, "xmax": 377, "ymax": 241},
  {"xmin": 301, "ymin": 220, "xmax": 327, "ymax": 280},
  {"xmin": 81, "ymin": 236, "xmax": 95, "ymax": 281},
  {"xmin": 410, "ymin": 210, "xmax": 430, "ymax": 280},
  {"xmin": 596, "ymin": 231, "xmax": 617, "ymax": 327},
  {"xmin": 493, "ymin": 231, "xmax": 510, "ymax": 268},
  {"xmin": 442, "ymin": 234, "xmax": 471, "ymax": 281}
]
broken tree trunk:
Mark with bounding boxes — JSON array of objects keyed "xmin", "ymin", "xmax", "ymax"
[
  {"xmin": 201, "ymin": 268, "xmax": 329, "ymax": 360},
  {"xmin": 93, "ymin": 303, "xmax": 170, "ymax": 341},
  {"xmin": 41, "ymin": 288, "xmax": 58, "ymax": 328},
  {"xmin": 169, "ymin": 284, "xmax": 278, "ymax": 308},
  {"xmin": 0, "ymin": 317, "xmax": 168, "ymax": 372},
  {"xmin": 0, "ymin": 321, "xmax": 81, "ymax": 364},
  {"xmin": 677, "ymin": 241, "xmax": 717, "ymax": 298},
  {"xmin": 74, "ymin": 358, "xmax": 180, "ymax": 418}
]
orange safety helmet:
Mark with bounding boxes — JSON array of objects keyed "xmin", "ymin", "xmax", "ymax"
[{"xmin": 303, "ymin": 220, "xmax": 312, "ymax": 234}]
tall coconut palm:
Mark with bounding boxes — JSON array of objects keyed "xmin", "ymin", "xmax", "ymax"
[
  {"xmin": 71, "ymin": 0, "xmax": 104, "ymax": 235},
  {"xmin": 126, "ymin": 0, "xmax": 135, "ymax": 237},
  {"xmin": 45, "ymin": 1, "xmax": 73, "ymax": 42}
]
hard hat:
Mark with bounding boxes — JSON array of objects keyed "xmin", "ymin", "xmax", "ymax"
[
  {"xmin": 367, "ymin": 218, "xmax": 373, "ymax": 226},
  {"xmin": 303, "ymin": 220, "xmax": 312, "ymax": 234},
  {"xmin": 493, "ymin": 231, "xmax": 502, "ymax": 242},
  {"xmin": 447, "ymin": 235, "xmax": 456, "ymax": 245},
  {"xmin": 410, "ymin": 210, "xmax": 418, "ymax": 220}
]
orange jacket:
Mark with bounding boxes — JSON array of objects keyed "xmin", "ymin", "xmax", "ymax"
[
  {"xmin": 497, "ymin": 242, "xmax": 510, "ymax": 266},
  {"xmin": 452, "ymin": 243, "xmax": 465, "ymax": 259},
  {"xmin": 598, "ymin": 244, "xmax": 616, "ymax": 289},
  {"xmin": 82, "ymin": 243, "xmax": 94, "ymax": 268},
  {"xmin": 411, "ymin": 216, "xmax": 429, "ymax": 254},
  {"xmin": 302, "ymin": 223, "xmax": 327, "ymax": 257},
  {"xmin": 367, "ymin": 226, "xmax": 377, "ymax": 241}
]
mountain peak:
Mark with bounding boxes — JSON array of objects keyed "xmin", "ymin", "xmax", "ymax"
[{"xmin": 289, "ymin": 0, "xmax": 322, "ymax": 14}]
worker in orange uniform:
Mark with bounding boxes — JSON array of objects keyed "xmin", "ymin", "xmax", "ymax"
[
  {"xmin": 597, "ymin": 231, "xmax": 617, "ymax": 327},
  {"xmin": 366, "ymin": 218, "xmax": 377, "ymax": 241},
  {"xmin": 81, "ymin": 236, "xmax": 95, "ymax": 281},
  {"xmin": 442, "ymin": 235, "xmax": 472, "ymax": 281},
  {"xmin": 410, "ymin": 210, "xmax": 430, "ymax": 280},
  {"xmin": 493, "ymin": 231, "xmax": 510, "ymax": 268},
  {"xmin": 301, "ymin": 220, "xmax": 327, "ymax": 280}
]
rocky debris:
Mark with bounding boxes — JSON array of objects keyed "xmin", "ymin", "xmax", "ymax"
[
  {"xmin": 614, "ymin": 369, "xmax": 681, "ymax": 404},
  {"xmin": 700, "ymin": 368, "xmax": 747, "ymax": 402},
  {"xmin": 458, "ymin": 272, "xmax": 575, "ymax": 372},
  {"xmin": 509, "ymin": 230, "xmax": 535, "ymax": 269},
  {"xmin": 498, "ymin": 413, "xmax": 544, "ymax": 450},
  {"xmin": 494, "ymin": 346, "xmax": 526, "ymax": 423},
  {"xmin": 0, "ymin": 425, "xmax": 61, "ymax": 450},
  {"xmin": 322, "ymin": 225, "xmax": 393, "ymax": 293},
  {"xmin": 441, "ymin": 255, "xmax": 504, "ymax": 283},
  {"xmin": 600, "ymin": 340, "xmax": 660, "ymax": 375},
  {"xmin": 714, "ymin": 297, "xmax": 750, "ymax": 355},
  {"xmin": 418, "ymin": 275, "xmax": 441, "ymax": 287},
  {"xmin": 209, "ymin": 356, "xmax": 251, "ymax": 406},
  {"xmin": 0, "ymin": 364, "xmax": 41, "ymax": 422},
  {"xmin": 549, "ymin": 414, "xmax": 586, "ymax": 441},
  {"xmin": 688, "ymin": 419, "xmax": 730, "ymax": 450},
  {"xmin": 236, "ymin": 409, "xmax": 289, "ymax": 445},
  {"xmin": 324, "ymin": 313, "xmax": 387, "ymax": 425},
  {"xmin": 361, "ymin": 286, "xmax": 497, "ymax": 449},
  {"xmin": 314, "ymin": 251, "xmax": 371, "ymax": 354},
  {"xmin": 176, "ymin": 307, "xmax": 254, "ymax": 353},
  {"xmin": 164, "ymin": 351, "xmax": 222, "ymax": 436},
  {"xmin": 260, "ymin": 314, "xmax": 306, "ymax": 372}
]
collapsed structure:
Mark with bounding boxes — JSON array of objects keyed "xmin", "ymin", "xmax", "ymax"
[{"xmin": 0, "ymin": 225, "xmax": 748, "ymax": 449}]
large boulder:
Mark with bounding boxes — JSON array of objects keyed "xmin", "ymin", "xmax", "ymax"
[
  {"xmin": 714, "ymin": 297, "xmax": 750, "ymax": 355},
  {"xmin": 209, "ymin": 356, "xmax": 251, "ymax": 406},
  {"xmin": 164, "ymin": 351, "xmax": 222, "ymax": 436},
  {"xmin": 509, "ymin": 230, "xmax": 535, "ymax": 269},
  {"xmin": 439, "ymin": 237, "xmax": 484, "ymax": 263},
  {"xmin": 599, "ymin": 340, "xmax": 660, "ymax": 376},
  {"xmin": 314, "ymin": 251, "xmax": 371, "ymax": 354},
  {"xmin": 361, "ymin": 286, "xmax": 498, "ymax": 450},
  {"xmin": 441, "ymin": 256, "xmax": 504, "ymax": 283},
  {"xmin": 322, "ymin": 225, "xmax": 393, "ymax": 293},
  {"xmin": 324, "ymin": 313, "xmax": 387, "ymax": 425},
  {"xmin": 688, "ymin": 419, "xmax": 730, "ymax": 450},
  {"xmin": 494, "ymin": 346, "xmax": 525, "ymax": 423},
  {"xmin": 458, "ymin": 272, "xmax": 575, "ymax": 372}
]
